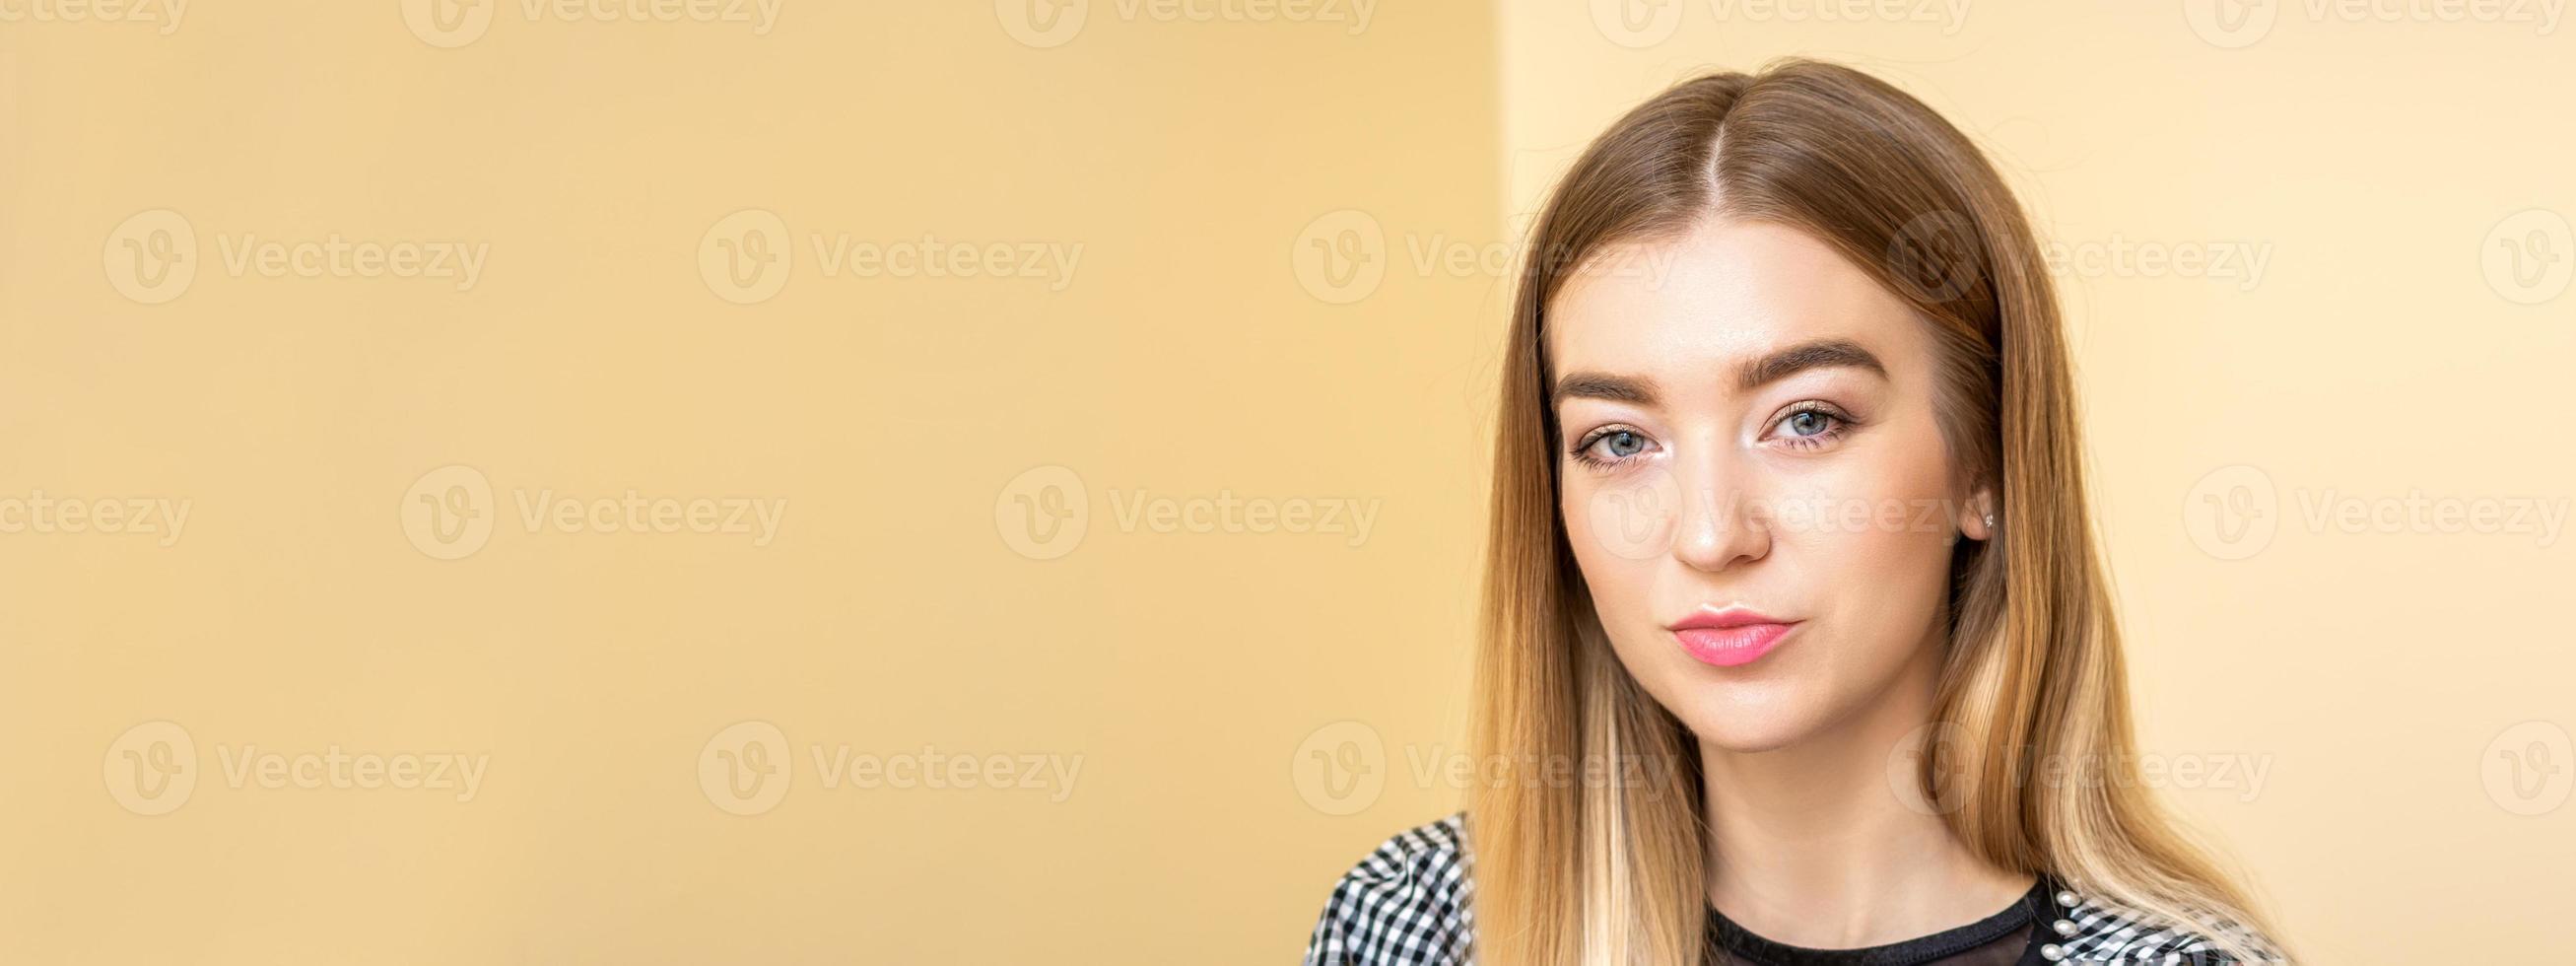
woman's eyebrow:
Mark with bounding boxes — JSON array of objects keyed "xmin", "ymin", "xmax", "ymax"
[
  {"xmin": 1736, "ymin": 338, "xmax": 1886, "ymax": 391},
  {"xmin": 1552, "ymin": 372, "xmax": 1659, "ymax": 406},
  {"xmin": 1551, "ymin": 340, "xmax": 1885, "ymax": 407}
]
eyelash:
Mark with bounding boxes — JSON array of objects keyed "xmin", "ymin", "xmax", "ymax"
[{"xmin": 1566, "ymin": 402, "xmax": 1859, "ymax": 468}]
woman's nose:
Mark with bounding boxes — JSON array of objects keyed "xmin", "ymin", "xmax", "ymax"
[{"xmin": 1670, "ymin": 453, "xmax": 1770, "ymax": 574}]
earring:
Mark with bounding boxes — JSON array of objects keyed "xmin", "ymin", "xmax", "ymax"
[{"xmin": 1983, "ymin": 513, "xmax": 1996, "ymax": 527}]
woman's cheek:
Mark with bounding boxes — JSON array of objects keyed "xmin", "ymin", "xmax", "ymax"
[
  {"xmin": 1562, "ymin": 474, "xmax": 1671, "ymax": 626},
  {"xmin": 1796, "ymin": 446, "xmax": 1959, "ymax": 618},
  {"xmin": 1567, "ymin": 461, "xmax": 1684, "ymax": 566}
]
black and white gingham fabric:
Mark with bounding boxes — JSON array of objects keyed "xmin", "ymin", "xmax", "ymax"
[
  {"xmin": 2052, "ymin": 888, "xmax": 2287, "ymax": 964},
  {"xmin": 1303, "ymin": 814, "xmax": 1475, "ymax": 965},
  {"xmin": 1301, "ymin": 813, "xmax": 2284, "ymax": 965}
]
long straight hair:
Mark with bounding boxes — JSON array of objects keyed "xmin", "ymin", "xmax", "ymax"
[{"xmin": 1466, "ymin": 60, "xmax": 2286, "ymax": 965}]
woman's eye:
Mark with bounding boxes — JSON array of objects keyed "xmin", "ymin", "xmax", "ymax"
[
  {"xmin": 1572, "ymin": 428, "xmax": 1655, "ymax": 465},
  {"xmin": 1765, "ymin": 403, "xmax": 1855, "ymax": 448}
]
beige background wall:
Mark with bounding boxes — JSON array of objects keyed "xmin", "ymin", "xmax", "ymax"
[
  {"xmin": 1, "ymin": 1, "xmax": 2566, "ymax": 963},
  {"xmin": 3, "ymin": 2, "xmax": 1500, "ymax": 962}
]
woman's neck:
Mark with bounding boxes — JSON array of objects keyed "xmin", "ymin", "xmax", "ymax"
[{"xmin": 1697, "ymin": 639, "xmax": 2034, "ymax": 949}]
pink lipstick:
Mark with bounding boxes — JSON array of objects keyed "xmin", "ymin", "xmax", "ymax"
[{"xmin": 1667, "ymin": 606, "xmax": 1799, "ymax": 667}]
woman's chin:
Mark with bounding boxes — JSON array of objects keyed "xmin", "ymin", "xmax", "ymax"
[{"xmin": 1672, "ymin": 688, "xmax": 1822, "ymax": 755}]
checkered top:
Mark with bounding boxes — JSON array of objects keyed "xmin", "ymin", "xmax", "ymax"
[{"xmin": 1302, "ymin": 814, "xmax": 2285, "ymax": 965}]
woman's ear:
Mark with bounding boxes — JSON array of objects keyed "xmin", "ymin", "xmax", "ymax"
[{"xmin": 1959, "ymin": 485, "xmax": 1998, "ymax": 542}]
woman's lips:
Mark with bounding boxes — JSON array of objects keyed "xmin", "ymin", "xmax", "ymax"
[
  {"xmin": 1672, "ymin": 623, "xmax": 1796, "ymax": 666},
  {"xmin": 1665, "ymin": 606, "xmax": 1800, "ymax": 667}
]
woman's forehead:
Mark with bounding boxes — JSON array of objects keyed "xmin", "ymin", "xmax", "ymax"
[{"xmin": 1547, "ymin": 220, "xmax": 1925, "ymax": 377}]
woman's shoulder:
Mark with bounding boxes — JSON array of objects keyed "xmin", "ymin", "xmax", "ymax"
[
  {"xmin": 1298, "ymin": 819, "xmax": 2288, "ymax": 966},
  {"xmin": 2054, "ymin": 887, "xmax": 2289, "ymax": 965},
  {"xmin": 1300, "ymin": 813, "xmax": 1475, "ymax": 966}
]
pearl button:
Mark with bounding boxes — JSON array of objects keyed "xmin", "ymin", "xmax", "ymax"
[
  {"xmin": 2055, "ymin": 889, "xmax": 2079, "ymax": 908},
  {"xmin": 2052, "ymin": 919, "xmax": 2077, "ymax": 936},
  {"xmin": 2040, "ymin": 943, "xmax": 2065, "ymax": 961}
]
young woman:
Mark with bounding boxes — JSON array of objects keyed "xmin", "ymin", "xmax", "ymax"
[{"xmin": 1302, "ymin": 61, "xmax": 2289, "ymax": 966}]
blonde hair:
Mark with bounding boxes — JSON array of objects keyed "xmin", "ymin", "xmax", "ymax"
[{"xmin": 1465, "ymin": 60, "xmax": 2287, "ymax": 965}]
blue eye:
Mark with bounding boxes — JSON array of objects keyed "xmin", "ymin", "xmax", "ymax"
[
  {"xmin": 1766, "ymin": 402, "xmax": 1858, "ymax": 449},
  {"xmin": 1571, "ymin": 426, "xmax": 1656, "ymax": 467}
]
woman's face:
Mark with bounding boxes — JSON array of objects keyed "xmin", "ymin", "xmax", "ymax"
[{"xmin": 1549, "ymin": 218, "xmax": 1991, "ymax": 753}]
